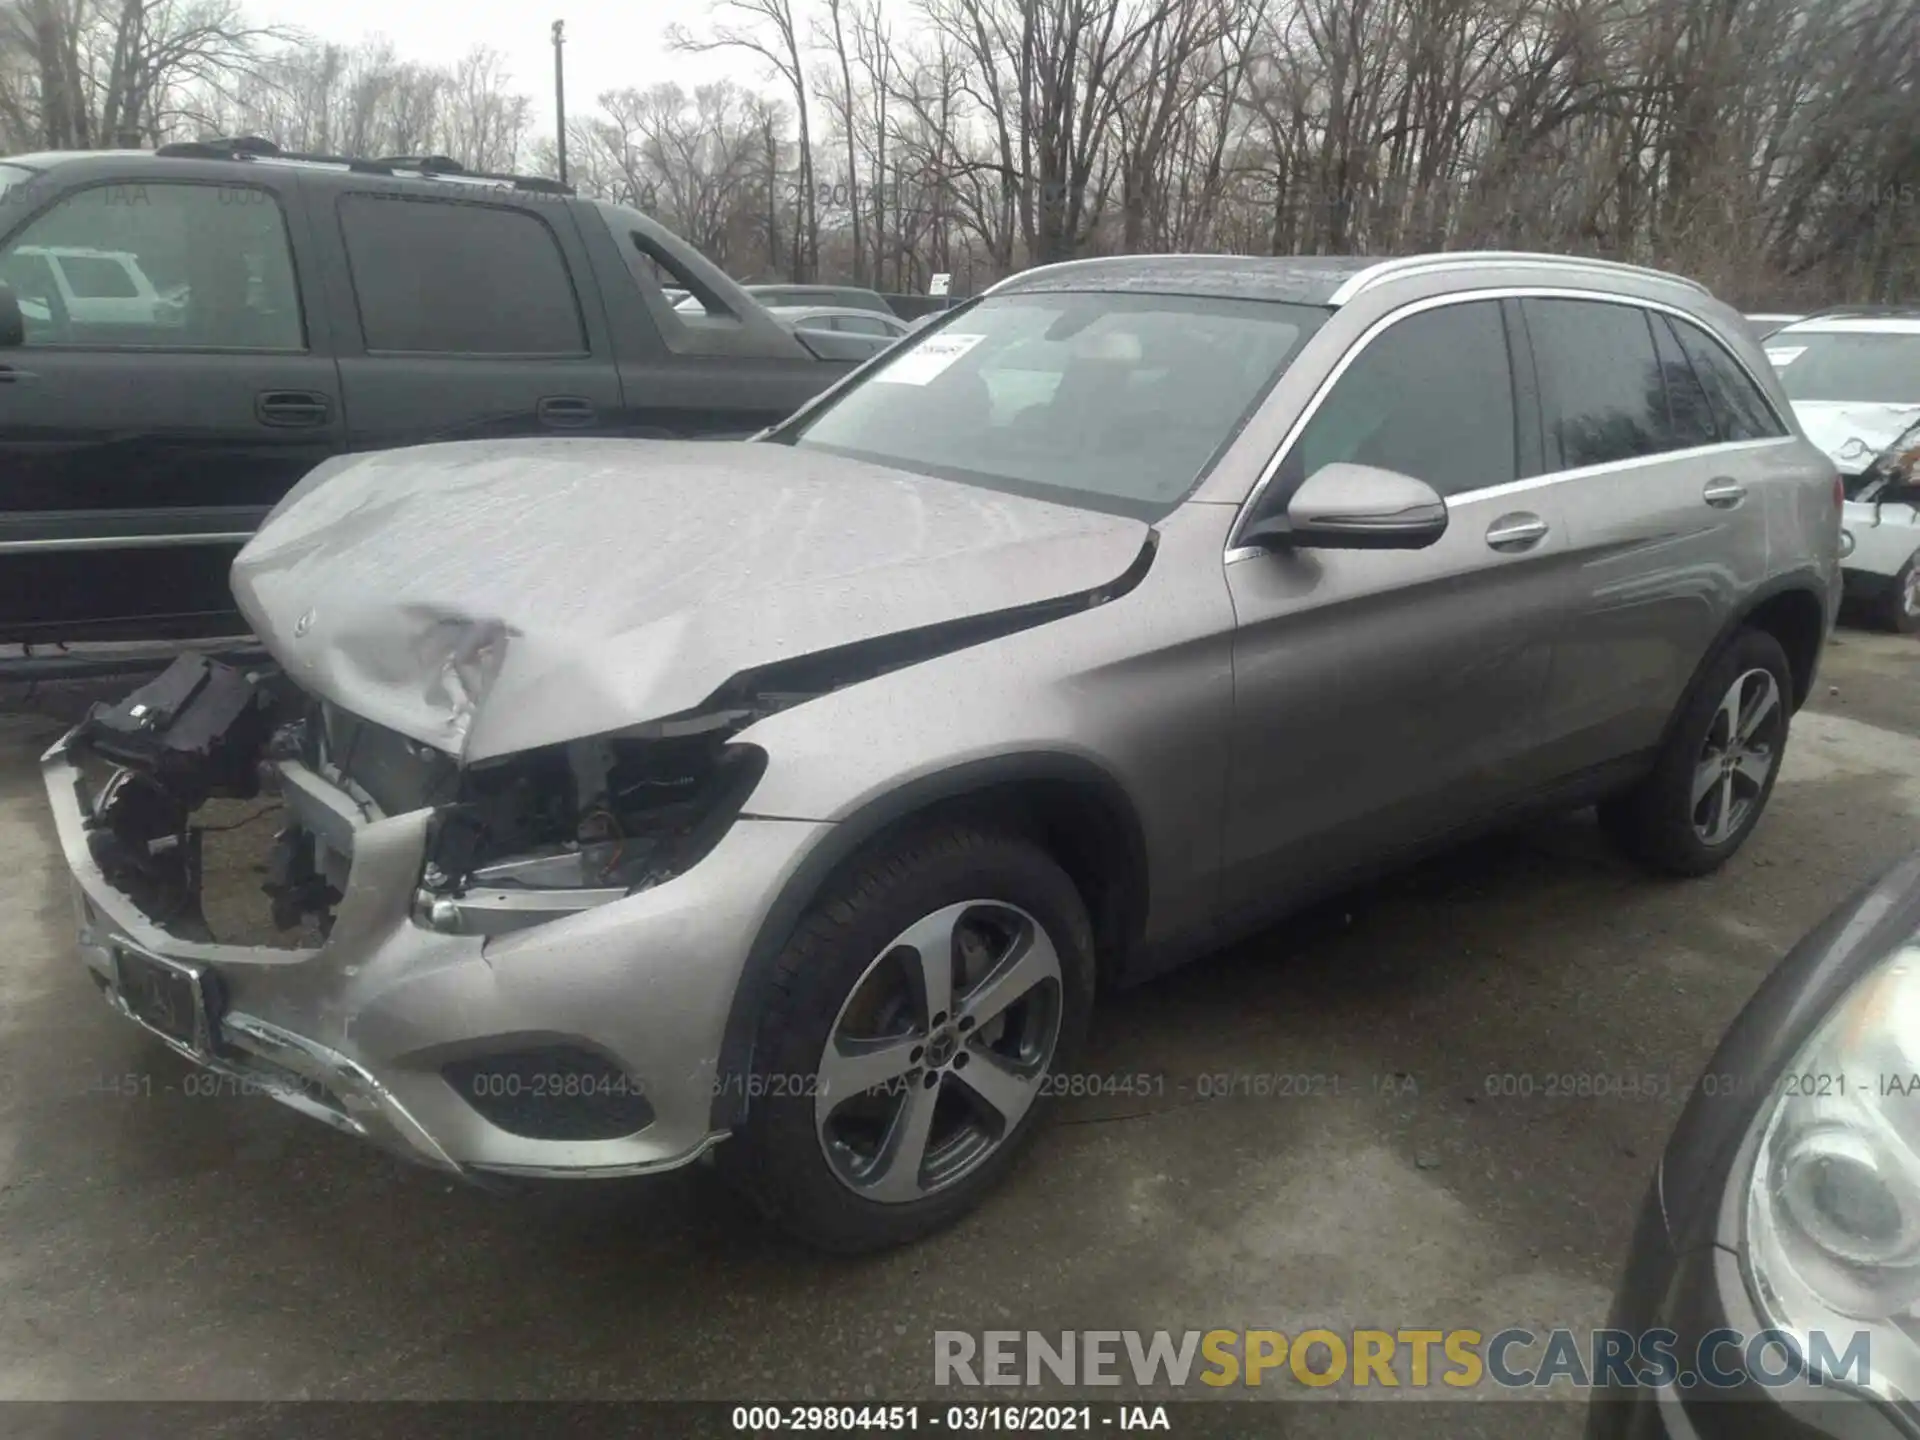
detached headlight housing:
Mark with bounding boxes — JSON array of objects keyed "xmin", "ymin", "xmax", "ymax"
[
  {"xmin": 413, "ymin": 734, "xmax": 767, "ymax": 937},
  {"xmin": 1746, "ymin": 945, "xmax": 1920, "ymax": 1402}
]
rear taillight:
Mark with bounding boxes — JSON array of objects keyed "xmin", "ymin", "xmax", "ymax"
[{"xmin": 1834, "ymin": 474, "xmax": 1846, "ymax": 508}]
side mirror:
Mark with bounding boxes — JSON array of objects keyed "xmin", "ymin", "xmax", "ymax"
[
  {"xmin": 1241, "ymin": 462, "xmax": 1449, "ymax": 551},
  {"xmin": 0, "ymin": 284, "xmax": 22, "ymax": 348}
]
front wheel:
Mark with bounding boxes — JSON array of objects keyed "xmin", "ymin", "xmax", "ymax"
[
  {"xmin": 725, "ymin": 824, "xmax": 1095, "ymax": 1253},
  {"xmin": 1600, "ymin": 628, "xmax": 1794, "ymax": 877}
]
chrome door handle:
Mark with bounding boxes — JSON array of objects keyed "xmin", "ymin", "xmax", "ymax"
[
  {"xmin": 1486, "ymin": 512, "xmax": 1549, "ymax": 552},
  {"xmin": 1703, "ymin": 477, "xmax": 1748, "ymax": 508}
]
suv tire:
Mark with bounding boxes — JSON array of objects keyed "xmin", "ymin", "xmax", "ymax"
[
  {"xmin": 1875, "ymin": 552, "xmax": 1920, "ymax": 634},
  {"xmin": 1600, "ymin": 628, "xmax": 1794, "ymax": 877},
  {"xmin": 724, "ymin": 824, "xmax": 1095, "ymax": 1253}
]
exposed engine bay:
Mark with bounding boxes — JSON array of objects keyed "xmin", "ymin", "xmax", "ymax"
[{"xmin": 68, "ymin": 654, "xmax": 779, "ymax": 944}]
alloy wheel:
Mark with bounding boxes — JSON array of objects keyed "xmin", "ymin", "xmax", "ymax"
[
  {"xmin": 1691, "ymin": 667, "xmax": 1784, "ymax": 846},
  {"xmin": 815, "ymin": 900, "xmax": 1064, "ymax": 1202}
]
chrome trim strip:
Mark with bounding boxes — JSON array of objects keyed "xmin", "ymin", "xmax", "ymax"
[
  {"xmin": 472, "ymin": 1130, "xmax": 729, "ymax": 1180},
  {"xmin": 1326, "ymin": 252, "xmax": 1710, "ymax": 306},
  {"xmin": 1226, "ymin": 285, "xmax": 1793, "ymax": 555},
  {"xmin": 0, "ymin": 531, "xmax": 254, "ymax": 554}
]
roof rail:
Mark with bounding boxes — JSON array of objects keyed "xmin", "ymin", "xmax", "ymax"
[
  {"xmin": 1782, "ymin": 303, "xmax": 1920, "ymax": 326},
  {"xmin": 153, "ymin": 136, "xmax": 573, "ymax": 196},
  {"xmin": 1327, "ymin": 251, "xmax": 1711, "ymax": 305}
]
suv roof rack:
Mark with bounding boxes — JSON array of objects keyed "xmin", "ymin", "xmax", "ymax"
[
  {"xmin": 1327, "ymin": 250, "xmax": 1711, "ymax": 304},
  {"xmin": 153, "ymin": 136, "xmax": 573, "ymax": 196}
]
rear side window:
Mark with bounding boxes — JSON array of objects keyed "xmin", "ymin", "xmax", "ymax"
[
  {"xmin": 1285, "ymin": 299, "xmax": 1517, "ymax": 498},
  {"xmin": 1523, "ymin": 298, "xmax": 1667, "ymax": 469},
  {"xmin": 338, "ymin": 195, "xmax": 586, "ymax": 355},
  {"xmin": 56, "ymin": 255, "xmax": 140, "ymax": 298},
  {"xmin": 1671, "ymin": 318, "xmax": 1787, "ymax": 440},
  {"xmin": 1651, "ymin": 313, "xmax": 1717, "ymax": 448},
  {"xmin": 839, "ymin": 314, "xmax": 894, "ymax": 337}
]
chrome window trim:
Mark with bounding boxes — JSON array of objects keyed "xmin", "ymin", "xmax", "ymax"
[
  {"xmin": 1225, "ymin": 285, "xmax": 1791, "ymax": 558},
  {"xmin": 1326, "ymin": 252, "xmax": 1710, "ymax": 306}
]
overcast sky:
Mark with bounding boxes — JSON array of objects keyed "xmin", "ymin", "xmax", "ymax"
[{"xmin": 240, "ymin": 0, "xmax": 886, "ymax": 150}]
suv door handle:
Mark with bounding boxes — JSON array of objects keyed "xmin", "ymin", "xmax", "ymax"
[
  {"xmin": 538, "ymin": 396, "xmax": 598, "ymax": 429},
  {"xmin": 255, "ymin": 391, "xmax": 331, "ymax": 428},
  {"xmin": 1703, "ymin": 477, "xmax": 1748, "ymax": 508},
  {"xmin": 1486, "ymin": 512, "xmax": 1549, "ymax": 552}
]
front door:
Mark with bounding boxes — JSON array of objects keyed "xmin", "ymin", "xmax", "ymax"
[
  {"xmin": 1221, "ymin": 296, "xmax": 1567, "ymax": 922},
  {"xmin": 0, "ymin": 176, "xmax": 342, "ymax": 643}
]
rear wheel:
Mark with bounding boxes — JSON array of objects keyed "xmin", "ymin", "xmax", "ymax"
[
  {"xmin": 725, "ymin": 824, "xmax": 1095, "ymax": 1253},
  {"xmin": 1874, "ymin": 552, "xmax": 1920, "ymax": 634},
  {"xmin": 1600, "ymin": 628, "xmax": 1793, "ymax": 876}
]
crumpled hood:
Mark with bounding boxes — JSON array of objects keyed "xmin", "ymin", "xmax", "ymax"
[
  {"xmin": 231, "ymin": 438, "xmax": 1150, "ymax": 762},
  {"xmin": 1792, "ymin": 401, "xmax": 1920, "ymax": 475}
]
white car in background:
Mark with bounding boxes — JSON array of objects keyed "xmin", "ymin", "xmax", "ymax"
[
  {"xmin": 1765, "ymin": 309, "xmax": 1920, "ymax": 630},
  {"xmin": 2, "ymin": 245, "xmax": 166, "ymax": 328}
]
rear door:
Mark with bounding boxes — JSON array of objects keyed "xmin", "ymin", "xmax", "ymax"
[
  {"xmin": 1522, "ymin": 296, "xmax": 1786, "ymax": 777},
  {"xmin": 0, "ymin": 169, "xmax": 342, "ymax": 643},
  {"xmin": 315, "ymin": 189, "xmax": 622, "ymax": 449},
  {"xmin": 1221, "ymin": 296, "xmax": 1568, "ymax": 920}
]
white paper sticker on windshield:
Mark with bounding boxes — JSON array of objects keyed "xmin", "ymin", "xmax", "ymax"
[
  {"xmin": 874, "ymin": 332, "xmax": 986, "ymax": 385},
  {"xmin": 1766, "ymin": 346, "xmax": 1806, "ymax": 367}
]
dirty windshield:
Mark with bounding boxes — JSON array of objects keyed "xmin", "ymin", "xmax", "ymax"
[
  {"xmin": 1767, "ymin": 329, "xmax": 1920, "ymax": 404},
  {"xmin": 783, "ymin": 291, "xmax": 1325, "ymax": 519}
]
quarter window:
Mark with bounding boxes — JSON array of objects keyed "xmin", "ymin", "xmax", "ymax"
[
  {"xmin": 338, "ymin": 194, "xmax": 586, "ymax": 355},
  {"xmin": 0, "ymin": 181, "xmax": 303, "ymax": 350},
  {"xmin": 1523, "ymin": 298, "xmax": 1668, "ymax": 469},
  {"xmin": 1651, "ymin": 313, "xmax": 1718, "ymax": 448},
  {"xmin": 1672, "ymin": 317, "xmax": 1789, "ymax": 439},
  {"xmin": 1282, "ymin": 299, "xmax": 1517, "ymax": 498}
]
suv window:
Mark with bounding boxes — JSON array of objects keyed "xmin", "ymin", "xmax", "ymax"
[
  {"xmin": 839, "ymin": 314, "xmax": 894, "ymax": 337},
  {"xmin": 1284, "ymin": 299, "xmax": 1517, "ymax": 498},
  {"xmin": 1650, "ymin": 312, "xmax": 1717, "ymax": 448},
  {"xmin": 56, "ymin": 254, "xmax": 140, "ymax": 299},
  {"xmin": 0, "ymin": 182, "xmax": 302, "ymax": 350},
  {"xmin": 338, "ymin": 194, "xmax": 586, "ymax": 355},
  {"xmin": 1524, "ymin": 298, "xmax": 1667, "ymax": 469},
  {"xmin": 1672, "ymin": 317, "xmax": 1787, "ymax": 440}
]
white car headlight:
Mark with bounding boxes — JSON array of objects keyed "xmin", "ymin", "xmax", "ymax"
[{"xmin": 1745, "ymin": 945, "xmax": 1920, "ymax": 1401}]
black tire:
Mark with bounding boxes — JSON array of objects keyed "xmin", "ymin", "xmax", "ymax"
[
  {"xmin": 1599, "ymin": 627, "xmax": 1794, "ymax": 877},
  {"xmin": 723, "ymin": 823, "xmax": 1095, "ymax": 1254},
  {"xmin": 1874, "ymin": 552, "xmax": 1920, "ymax": 634}
]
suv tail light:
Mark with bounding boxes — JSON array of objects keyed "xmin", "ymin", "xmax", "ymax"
[{"xmin": 1835, "ymin": 474, "xmax": 1847, "ymax": 508}]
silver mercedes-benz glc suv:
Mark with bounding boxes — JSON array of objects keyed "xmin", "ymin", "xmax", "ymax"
[{"xmin": 42, "ymin": 251, "xmax": 1843, "ymax": 1251}]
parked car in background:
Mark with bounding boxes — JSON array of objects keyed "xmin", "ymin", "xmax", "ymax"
[
  {"xmin": 1745, "ymin": 312, "xmax": 1804, "ymax": 339},
  {"xmin": 748, "ymin": 283, "xmax": 894, "ymax": 315},
  {"xmin": 1764, "ymin": 308, "xmax": 1920, "ymax": 629},
  {"xmin": 1, "ymin": 244, "xmax": 167, "ymax": 327},
  {"xmin": 0, "ymin": 141, "xmax": 857, "ymax": 648},
  {"xmin": 1590, "ymin": 848, "xmax": 1920, "ymax": 1439},
  {"xmin": 43, "ymin": 251, "xmax": 1839, "ymax": 1253},
  {"xmin": 765, "ymin": 304, "xmax": 912, "ymax": 360}
]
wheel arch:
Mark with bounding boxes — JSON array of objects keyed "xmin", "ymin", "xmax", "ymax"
[
  {"xmin": 710, "ymin": 752, "xmax": 1150, "ymax": 1130},
  {"xmin": 1734, "ymin": 576, "xmax": 1829, "ymax": 712}
]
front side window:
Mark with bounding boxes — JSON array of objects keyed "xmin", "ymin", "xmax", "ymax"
[
  {"xmin": 1676, "ymin": 318, "xmax": 1790, "ymax": 439},
  {"xmin": 1764, "ymin": 329, "xmax": 1920, "ymax": 407},
  {"xmin": 0, "ymin": 182, "xmax": 302, "ymax": 350},
  {"xmin": 1281, "ymin": 299, "xmax": 1516, "ymax": 498},
  {"xmin": 339, "ymin": 194, "xmax": 586, "ymax": 355},
  {"xmin": 1524, "ymin": 297, "xmax": 1667, "ymax": 469},
  {"xmin": 782, "ymin": 291, "xmax": 1324, "ymax": 519}
]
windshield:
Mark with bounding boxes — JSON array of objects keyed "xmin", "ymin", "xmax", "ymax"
[
  {"xmin": 1767, "ymin": 330, "xmax": 1920, "ymax": 405},
  {"xmin": 783, "ymin": 291, "xmax": 1325, "ymax": 519}
]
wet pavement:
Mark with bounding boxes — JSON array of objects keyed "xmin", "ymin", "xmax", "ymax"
[{"xmin": 0, "ymin": 627, "xmax": 1915, "ymax": 1432}]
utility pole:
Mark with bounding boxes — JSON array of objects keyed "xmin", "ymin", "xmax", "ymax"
[{"xmin": 552, "ymin": 20, "xmax": 568, "ymax": 186}]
